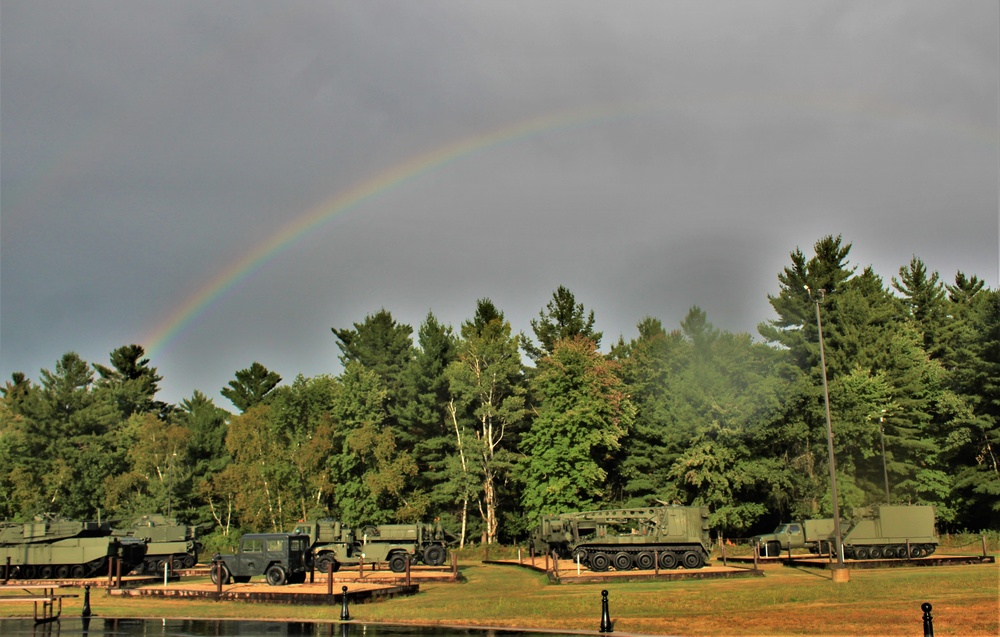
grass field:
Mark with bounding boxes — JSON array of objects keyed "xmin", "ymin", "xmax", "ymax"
[{"xmin": 1, "ymin": 560, "xmax": 996, "ymax": 636}]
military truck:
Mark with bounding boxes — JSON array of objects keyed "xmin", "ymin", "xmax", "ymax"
[
  {"xmin": 1, "ymin": 515, "xmax": 147, "ymax": 580},
  {"xmin": 752, "ymin": 519, "xmax": 837, "ymax": 557},
  {"xmin": 211, "ymin": 532, "xmax": 310, "ymax": 586},
  {"xmin": 124, "ymin": 514, "xmax": 203, "ymax": 573},
  {"xmin": 753, "ymin": 505, "xmax": 938, "ymax": 560},
  {"xmin": 530, "ymin": 505, "xmax": 712, "ymax": 571},
  {"xmin": 840, "ymin": 505, "xmax": 938, "ymax": 559},
  {"xmin": 292, "ymin": 520, "xmax": 450, "ymax": 574}
]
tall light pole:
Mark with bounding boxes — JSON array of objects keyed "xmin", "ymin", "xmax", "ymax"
[
  {"xmin": 807, "ymin": 286, "xmax": 848, "ymax": 580},
  {"xmin": 879, "ymin": 410, "xmax": 890, "ymax": 503}
]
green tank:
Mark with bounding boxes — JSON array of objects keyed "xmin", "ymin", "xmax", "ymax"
[
  {"xmin": 531, "ymin": 505, "xmax": 712, "ymax": 571},
  {"xmin": 124, "ymin": 514, "xmax": 202, "ymax": 573},
  {"xmin": 0, "ymin": 515, "xmax": 147, "ymax": 580}
]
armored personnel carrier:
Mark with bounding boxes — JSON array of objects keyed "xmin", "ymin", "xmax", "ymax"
[
  {"xmin": 0, "ymin": 515, "xmax": 147, "ymax": 579},
  {"xmin": 124, "ymin": 514, "xmax": 202, "ymax": 573}
]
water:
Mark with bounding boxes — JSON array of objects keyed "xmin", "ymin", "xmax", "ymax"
[{"xmin": 0, "ymin": 619, "xmax": 589, "ymax": 637}]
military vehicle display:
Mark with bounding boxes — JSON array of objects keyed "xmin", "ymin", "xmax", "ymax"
[
  {"xmin": 752, "ymin": 518, "xmax": 838, "ymax": 557},
  {"xmin": 124, "ymin": 514, "xmax": 202, "ymax": 573},
  {"xmin": 753, "ymin": 505, "xmax": 938, "ymax": 559},
  {"xmin": 211, "ymin": 532, "xmax": 311, "ymax": 586},
  {"xmin": 840, "ymin": 505, "xmax": 938, "ymax": 559},
  {"xmin": 530, "ymin": 505, "xmax": 712, "ymax": 571},
  {"xmin": 293, "ymin": 520, "xmax": 450, "ymax": 573},
  {"xmin": 0, "ymin": 515, "xmax": 148, "ymax": 580}
]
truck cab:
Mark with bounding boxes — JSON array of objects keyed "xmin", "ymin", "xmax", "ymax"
[
  {"xmin": 211, "ymin": 532, "xmax": 310, "ymax": 586},
  {"xmin": 754, "ymin": 523, "xmax": 804, "ymax": 556}
]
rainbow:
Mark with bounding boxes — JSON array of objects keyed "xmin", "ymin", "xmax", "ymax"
[
  {"xmin": 140, "ymin": 93, "xmax": 997, "ymax": 358},
  {"xmin": 141, "ymin": 103, "xmax": 641, "ymax": 357}
]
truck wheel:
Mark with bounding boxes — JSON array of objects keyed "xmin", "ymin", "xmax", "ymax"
[
  {"xmin": 423, "ymin": 544, "xmax": 446, "ymax": 566},
  {"xmin": 766, "ymin": 542, "xmax": 781, "ymax": 558},
  {"xmin": 659, "ymin": 552, "xmax": 678, "ymax": 570},
  {"xmin": 634, "ymin": 552, "xmax": 655, "ymax": 570},
  {"xmin": 589, "ymin": 553, "xmax": 611, "ymax": 572},
  {"xmin": 210, "ymin": 563, "xmax": 230, "ymax": 585},
  {"xmin": 266, "ymin": 565, "xmax": 288, "ymax": 586},
  {"xmin": 612, "ymin": 552, "xmax": 633, "ymax": 570},
  {"xmin": 681, "ymin": 551, "xmax": 704, "ymax": 569},
  {"xmin": 388, "ymin": 554, "xmax": 408, "ymax": 573}
]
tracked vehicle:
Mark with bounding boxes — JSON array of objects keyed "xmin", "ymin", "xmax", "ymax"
[
  {"xmin": 124, "ymin": 514, "xmax": 202, "ymax": 573},
  {"xmin": 531, "ymin": 505, "xmax": 712, "ymax": 571},
  {"xmin": 0, "ymin": 515, "xmax": 147, "ymax": 580}
]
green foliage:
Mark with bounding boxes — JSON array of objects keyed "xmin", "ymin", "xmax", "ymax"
[
  {"xmin": 1, "ymin": 235, "xmax": 995, "ymax": 541},
  {"xmin": 220, "ymin": 362, "xmax": 282, "ymax": 413},
  {"xmin": 519, "ymin": 336, "xmax": 633, "ymax": 519}
]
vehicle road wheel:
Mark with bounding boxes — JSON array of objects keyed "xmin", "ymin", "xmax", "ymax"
[
  {"xmin": 613, "ymin": 552, "xmax": 633, "ymax": 571},
  {"xmin": 266, "ymin": 565, "xmax": 288, "ymax": 586},
  {"xmin": 922, "ymin": 544, "xmax": 936, "ymax": 556},
  {"xmin": 589, "ymin": 553, "xmax": 611, "ymax": 572},
  {"xmin": 908, "ymin": 546, "xmax": 923, "ymax": 559},
  {"xmin": 210, "ymin": 563, "xmax": 230, "ymax": 585},
  {"xmin": 388, "ymin": 554, "xmax": 408, "ymax": 573},
  {"xmin": 634, "ymin": 552, "xmax": 655, "ymax": 570},
  {"xmin": 70, "ymin": 565, "xmax": 86, "ymax": 579},
  {"xmin": 681, "ymin": 551, "xmax": 704, "ymax": 569},
  {"xmin": 868, "ymin": 546, "xmax": 883, "ymax": 559},
  {"xmin": 423, "ymin": 544, "xmax": 446, "ymax": 566},
  {"xmin": 55, "ymin": 565, "xmax": 70, "ymax": 579},
  {"xmin": 171, "ymin": 557, "xmax": 184, "ymax": 571},
  {"xmin": 182, "ymin": 555, "xmax": 196, "ymax": 569},
  {"xmin": 40, "ymin": 565, "xmax": 53, "ymax": 579},
  {"xmin": 855, "ymin": 547, "xmax": 869, "ymax": 560},
  {"xmin": 659, "ymin": 552, "xmax": 678, "ymax": 570}
]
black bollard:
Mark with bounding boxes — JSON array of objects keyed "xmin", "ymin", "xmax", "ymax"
[
  {"xmin": 599, "ymin": 589, "xmax": 613, "ymax": 633},
  {"xmin": 922, "ymin": 602, "xmax": 934, "ymax": 637},
  {"xmin": 82, "ymin": 584, "xmax": 92, "ymax": 617},
  {"xmin": 340, "ymin": 585, "xmax": 350, "ymax": 621}
]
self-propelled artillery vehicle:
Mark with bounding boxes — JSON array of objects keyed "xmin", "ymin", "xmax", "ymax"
[
  {"xmin": 0, "ymin": 515, "xmax": 147, "ymax": 579},
  {"xmin": 530, "ymin": 505, "xmax": 712, "ymax": 571},
  {"xmin": 123, "ymin": 514, "xmax": 203, "ymax": 573}
]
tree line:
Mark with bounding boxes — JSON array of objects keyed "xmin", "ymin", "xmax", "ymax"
[{"xmin": 2, "ymin": 235, "xmax": 997, "ymax": 547}]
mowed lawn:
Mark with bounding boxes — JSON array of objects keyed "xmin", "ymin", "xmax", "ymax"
[{"xmin": 2, "ymin": 561, "xmax": 996, "ymax": 636}]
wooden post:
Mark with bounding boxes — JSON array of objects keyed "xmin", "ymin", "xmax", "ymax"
[
  {"xmin": 753, "ymin": 543, "xmax": 759, "ymax": 570},
  {"xmin": 358, "ymin": 557, "xmax": 364, "ymax": 579},
  {"xmin": 116, "ymin": 557, "xmax": 122, "ymax": 589},
  {"xmin": 107, "ymin": 558, "xmax": 115, "ymax": 587},
  {"xmin": 545, "ymin": 551, "xmax": 549, "ymax": 572},
  {"xmin": 214, "ymin": 559, "xmax": 222, "ymax": 596},
  {"xmin": 983, "ymin": 535, "xmax": 988, "ymax": 558},
  {"xmin": 654, "ymin": 550, "xmax": 659, "ymax": 576},
  {"xmin": 721, "ymin": 542, "xmax": 727, "ymax": 567},
  {"xmin": 552, "ymin": 552, "xmax": 559, "ymax": 579},
  {"xmin": 405, "ymin": 554, "xmax": 411, "ymax": 587},
  {"xmin": 451, "ymin": 551, "xmax": 458, "ymax": 580},
  {"xmin": 327, "ymin": 561, "xmax": 334, "ymax": 596},
  {"xmin": 3, "ymin": 556, "xmax": 9, "ymax": 584},
  {"xmin": 906, "ymin": 539, "xmax": 911, "ymax": 560}
]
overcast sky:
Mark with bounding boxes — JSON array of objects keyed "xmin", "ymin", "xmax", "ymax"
[{"xmin": 2, "ymin": 1, "xmax": 997, "ymax": 408}]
